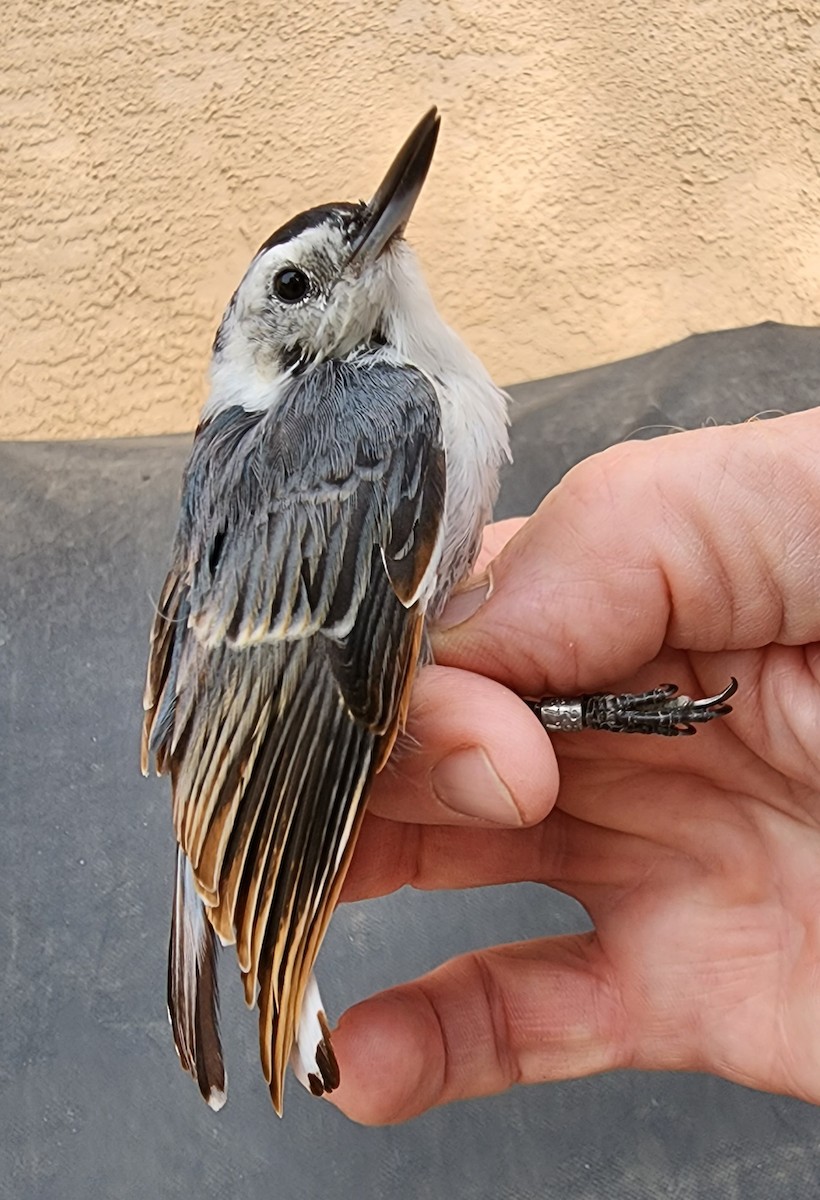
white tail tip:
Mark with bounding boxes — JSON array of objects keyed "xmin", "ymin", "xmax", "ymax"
[{"xmin": 289, "ymin": 973, "xmax": 340, "ymax": 1098}]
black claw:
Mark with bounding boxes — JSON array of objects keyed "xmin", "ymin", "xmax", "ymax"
[
  {"xmin": 529, "ymin": 678, "xmax": 738, "ymax": 737},
  {"xmin": 686, "ymin": 677, "xmax": 738, "ymax": 710}
]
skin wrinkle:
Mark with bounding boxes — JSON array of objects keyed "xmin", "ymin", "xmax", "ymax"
[
  {"xmin": 556, "ymin": 738, "xmax": 733, "ymax": 822},
  {"xmin": 535, "ymin": 806, "xmax": 571, "ymax": 890},
  {"xmin": 807, "ymin": 643, "xmax": 820, "ymax": 685},
  {"xmin": 600, "ymin": 942, "xmax": 636, "ymax": 1074},
  {"xmin": 546, "ymin": 451, "xmax": 671, "ymax": 675},
  {"xmin": 557, "ymin": 448, "xmax": 654, "ymax": 588},
  {"xmin": 751, "ymin": 809, "xmax": 820, "ymax": 927},
  {"xmin": 668, "ymin": 427, "xmax": 800, "ymax": 647},
  {"xmin": 413, "ymin": 979, "xmax": 451, "ymax": 1118},
  {"xmin": 777, "ymin": 512, "xmax": 820, "ymax": 650},
  {"xmin": 409, "ymin": 822, "xmax": 450, "ymax": 895},
  {"xmin": 707, "ymin": 947, "xmax": 787, "ymax": 1086},
  {"xmin": 475, "ymin": 540, "xmax": 654, "ymax": 697},
  {"xmin": 736, "ymin": 423, "xmax": 816, "ymax": 645},
  {"xmin": 640, "ymin": 864, "xmax": 796, "ymax": 1078},
  {"xmin": 540, "ymin": 933, "xmax": 627, "ymax": 1079},
  {"xmin": 692, "ymin": 803, "xmax": 778, "ymax": 905},
  {"xmin": 782, "ymin": 529, "xmax": 814, "ymax": 641},
  {"xmin": 762, "ymin": 651, "xmax": 820, "ymax": 789},
  {"xmin": 626, "ymin": 916, "xmax": 722, "ymax": 1066},
  {"xmin": 736, "ymin": 523, "xmax": 781, "ymax": 653},
  {"xmin": 574, "ymin": 868, "xmax": 654, "ymax": 932},
  {"xmin": 464, "ymin": 535, "xmax": 554, "ymax": 686},
  {"xmin": 471, "ymin": 950, "xmax": 523, "ymax": 1094},
  {"xmin": 666, "ymin": 467, "xmax": 738, "ymax": 653},
  {"xmin": 561, "ymin": 933, "xmax": 633, "ymax": 1072},
  {"xmin": 715, "ymin": 746, "xmax": 820, "ymax": 867},
  {"xmin": 571, "ymin": 744, "xmax": 777, "ymax": 888},
  {"xmin": 538, "ymin": 811, "xmax": 670, "ymax": 897},
  {"xmin": 783, "ymin": 772, "xmax": 820, "ymax": 830},
  {"xmin": 413, "ymin": 824, "xmax": 543, "ymax": 894},
  {"xmin": 395, "ymin": 819, "xmax": 423, "ymax": 896},
  {"xmin": 784, "ymin": 435, "xmax": 820, "ymax": 534},
  {"xmin": 744, "ymin": 645, "xmax": 820, "ymax": 793},
  {"xmin": 736, "ymin": 474, "xmax": 786, "ymax": 647},
  {"xmin": 344, "ymin": 804, "xmax": 684, "ymax": 906}
]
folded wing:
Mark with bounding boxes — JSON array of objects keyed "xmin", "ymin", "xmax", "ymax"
[{"xmin": 142, "ymin": 359, "xmax": 445, "ymax": 1113}]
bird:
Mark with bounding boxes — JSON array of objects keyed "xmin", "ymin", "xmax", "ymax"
[
  {"xmin": 141, "ymin": 108, "xmax": 509, "ymax": 1115},
  {"xmin": 141, "ymin": 108, "xmax": 737, "ymax": 1117}
]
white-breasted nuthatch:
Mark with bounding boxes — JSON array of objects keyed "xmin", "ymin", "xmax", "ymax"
[{"xmin": 142, "ymin": 109, "xmax": 736, "ymax": 1116}]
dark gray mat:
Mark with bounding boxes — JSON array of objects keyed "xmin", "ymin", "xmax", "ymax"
[{"xmin": 3, "ymin": 322, "xmax": 819, "ymax": 1199}]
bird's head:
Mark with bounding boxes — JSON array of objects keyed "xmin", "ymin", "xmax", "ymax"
[{"xmin": 207, "ymin": 109, "xmax": 442, "ymax": 414}]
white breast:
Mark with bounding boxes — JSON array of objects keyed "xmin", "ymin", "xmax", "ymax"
[
  {"xmin": 374, "ymin": 243, "xmax": 511, "ymax": 613},
  {"xmin": 432, "ymin": 364, "xmax": 510, "ymax": 611}
]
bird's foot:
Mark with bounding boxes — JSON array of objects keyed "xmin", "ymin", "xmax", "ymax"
[{"xmin": 528, "ymin": 677, "xmax": 738, "ymax": 737}]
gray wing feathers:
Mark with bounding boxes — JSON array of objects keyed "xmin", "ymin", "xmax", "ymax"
[
  {"xmin": 143, "ymin": 359, "xmax": 444, "ymax": 1112},
  {"xmin": 180, "ymin": 361, "xmax": 444, "ymax": 647}
]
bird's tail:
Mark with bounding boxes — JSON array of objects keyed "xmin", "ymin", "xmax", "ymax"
[
  {"xmin": 167, "ymin": 847, "xmax": 227, "ymax": 1111},
  {"xmin": 288, "ymin": 972, "xmax": 340, "ymax": 1104}
]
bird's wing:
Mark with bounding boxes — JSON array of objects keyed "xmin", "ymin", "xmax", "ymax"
[{"xmin": 142, "ymin": 358, "xmax": 446, "ymax": 1112}]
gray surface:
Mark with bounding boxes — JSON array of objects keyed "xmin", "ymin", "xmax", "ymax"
[{"xmin": 3, "ymin": 322, "xmax": 820, "ymax": 1199}]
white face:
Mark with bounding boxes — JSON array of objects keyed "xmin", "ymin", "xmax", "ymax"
[
  {"xmin": 212, "ymin": 205, "xmax": 392, "ymax": 384},
  {"xmin": 203, "ymin": 110, "xmax": 447, "ymax": 417}
]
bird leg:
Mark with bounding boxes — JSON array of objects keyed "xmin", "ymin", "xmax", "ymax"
[{"xmin": 527, "ymin": 677, "xmax": 738, "ymax": 738}]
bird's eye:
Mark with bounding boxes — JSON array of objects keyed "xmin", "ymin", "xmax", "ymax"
[{"xmin": 272, "ymin": 268, "xmax": 310, "ymax": 303}]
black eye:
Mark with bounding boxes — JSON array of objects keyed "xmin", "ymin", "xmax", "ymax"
[{"xmin": 272, "ymin": 267, "xmax": 310, "ymax": 303}]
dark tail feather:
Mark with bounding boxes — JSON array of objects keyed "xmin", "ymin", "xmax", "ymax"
[{"xmin": 167, "ymin": 847, "xmax": 227, "ymax": 1110}]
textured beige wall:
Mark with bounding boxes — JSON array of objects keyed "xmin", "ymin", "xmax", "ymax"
[{"xmin": 3, "ymin": 0, "xmax": 820, "ymax": 440}]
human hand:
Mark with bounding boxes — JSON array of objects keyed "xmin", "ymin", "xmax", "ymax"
[{"xmin": 328, "ymin": 407, "xmax": 820, "ymax": 1124}]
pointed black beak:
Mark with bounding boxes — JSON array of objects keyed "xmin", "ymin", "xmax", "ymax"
[{"xmin": 350, "ymin": 107, "xmax": 440, "ymax": 264}]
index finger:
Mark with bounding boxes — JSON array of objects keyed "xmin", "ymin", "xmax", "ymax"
[{"xmin": 436, "ymin": 410, "xmax": 820, "ymax": 695}]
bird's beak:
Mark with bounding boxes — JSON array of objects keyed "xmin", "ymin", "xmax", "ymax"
[{"xmin": 349, "ymin": 107, "xmax": 440, "ymax": 264}]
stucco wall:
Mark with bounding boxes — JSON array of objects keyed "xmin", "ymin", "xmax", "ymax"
[{"xmin": 3, "ymin": 0, "xmax": 820, "ymax": 440}]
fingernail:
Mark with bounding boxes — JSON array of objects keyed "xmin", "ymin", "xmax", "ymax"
[
  {"xmin": 432, "ymin": 747, "xmax": 523, "ymax": 825},
  {"xmin": 436, "ymin": 570, "xmax": 492, "ymax": 631}
]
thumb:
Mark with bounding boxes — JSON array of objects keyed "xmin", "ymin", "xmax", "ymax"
[
  {"xmin": 435, "ymin": 410, "xmax": 820, "ymax": 695},
  {"xmin": 327, "ymin": 934, "xmax": 625, "ymax": 1125}
]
